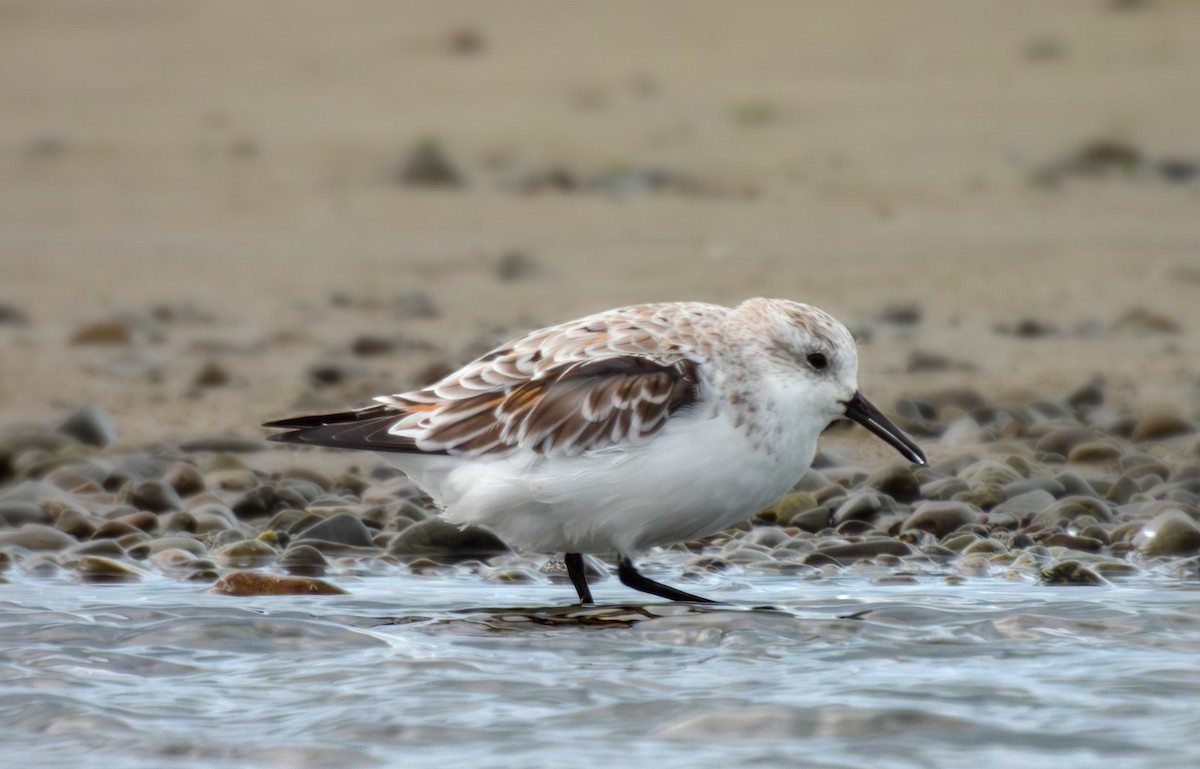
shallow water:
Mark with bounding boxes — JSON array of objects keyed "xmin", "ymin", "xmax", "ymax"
[{"xmin": 3, "ymin": 569, "xmax": 1199, "ymax": 769}]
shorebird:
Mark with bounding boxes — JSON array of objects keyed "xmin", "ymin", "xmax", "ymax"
[{"xmin": 264, "ymin": 298, "xmax": 925, "ymax": 604}]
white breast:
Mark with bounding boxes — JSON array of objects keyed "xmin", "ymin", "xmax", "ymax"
[{"xmin": 392, "ymin": 401, "xmax": 821, "ymax": 556}]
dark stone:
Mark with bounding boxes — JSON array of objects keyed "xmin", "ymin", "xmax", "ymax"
[
  {"xmin": 388, "ymin": 518, "xmax": 509, "ymax": 557},
  {"xmin": 127, "ymin": 480, "xmax": 184, "ymax": 513},
  {"xmin": 56, "ymin": 404, "xmax": 118, "ymax": 448},
  {"xmin": 902, "ymin": 502, "xmax": 980, "ymax": 538},
  {"xmin": 395, "ymin": 139, "xmax": 467, "ymax": 188},
  {"xmin": 278, "ymin": 544, "xmax": 330, "ymax": 576},
  {"xmin": 295, "ymin": 512, "xmax": 376, "ymax": 548}
]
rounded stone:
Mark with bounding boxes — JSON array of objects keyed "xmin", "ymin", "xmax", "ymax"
[
  {"xmin": 76, "ymin": 555, "xmax": 145, "ymax": 583},
  {"xmin": 163, "ymin": 462, "xmax": 205, "ymax": 497},
  {"xmin": 1135, "ymin": 509, "xmax": 1200, "ymax": 556},
  {"xmin": 959, "ymin": 460, "xmax": 1023, "ymax": 488},
  {"xmin": 388, "ymin": 518, "xmax": 509, "ymax": 557},
  {"xmin": 212, "ymin": 539, "xmax": 279, "ymax": 568},
  {"xmin": 210, "ymin": 571, "xmax": 347, "ymax": 596},
  {"xmin": 0, "ymin": 524, "xmax": 76, "ymax": 551},
  {"xmin": 863, "ymin": 464, "xmax": 921, "ymax": 502},
  {"xmin": 278, "ymin": 544, "xmax": 329, "ymax": 576},
  {"xmin": 1067, "ymin": 441, "xmax": 1123, "ymax": 463},
  {"xmin": 1033, "ymin": 496, "xmax": 1113, "ymax": 528},
  {"xmin": 788, "ymin": 505, "xmax": 832, "ymax": 533},
  {"xmin": 757, "ymin": 491, "xmax": 818, "ymax": 524},
  {"xmin": 0, "ymin": 500, "xmax": 48, "ymax": 527},
  {"xmin": 295, "ymin": 512, "xmax": 376, "ymax": 548},
  {"xmin": 902, "ymin": 502, "xmax": 981, "ymax": 538},
  {"xmin": 832, "ymin": 493, "xmax": 889, "ymax": 525},
  {"xmin": 1040, "ymin": 560, "xmax": 1108, "ymax": 586},
  {"xmin": 127, "ymin": 479, "xmax": 183, "ymax": 515},
  {"xmin": 804, "ymin": 539, "xmax": 913, "ymax": 565},
  {"xmin": 1034, "ymin": 427, "xmax": 1097, "ymax": 457},
  {"xmin": 56, "ymin": 404, "xmax": 118, "ymax": 448},
  {"xmin": 1132, "ymin": 408, "xmax": 1197, "ymax": 443}
]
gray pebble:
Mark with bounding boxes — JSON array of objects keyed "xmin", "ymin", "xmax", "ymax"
[
  {"xmin": 0, "ymin": 500, "xmax": 48, "ymax": 527},
  {"xmin": 127, "ymin": 480, "xmax": 184, "ymax": 513},
  {"xmin": 278, "ymin": 544, "xmax": 329, "ymax": 576},
  {"xmin": 0, "ymin": 524, "xmax": 76, "ymax": 551},
  {"xmin": 295, "ymin": 512, "xmax": 376, "ymax": 548},
  {"xmin": 988, "ymin": 489, "xmax": 1055, "ymax": 524},
  {"xmin": 959, "ymin": 460, "xmax": 1023, "ymax": 488},
  {"xmin": 1053, "ymin": 470, "xmax": 1103, "ymax": 500},
  {"xmin": 55, "ymin": 404, "xmax": 118, "ymax": 448},
  {"xmin": 1033, "ymin": 495, "xmax": 1113, "ymax": 528},
  {"xmin": 832, "ymin": 493, "xmax": 890, "ymax": 525}
]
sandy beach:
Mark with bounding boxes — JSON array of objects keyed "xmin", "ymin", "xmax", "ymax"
[{"xmin": 1, "ymin": 0, "xmax": 1198, "ymax": 449}]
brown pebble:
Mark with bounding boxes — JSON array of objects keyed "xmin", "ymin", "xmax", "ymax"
[
  {"xmin": 1131, "ymin": 407, "xmax": 1196, "ymax": 443},
  {"xmin": 1135, "ymin": 509, "xmax": 1200, "ymax": 556},
  {"xmin": 1035, "ymin": 427, "xmax": 1098, "ymax": 457},
  {"xmin": 1067, "ymin": 441, "xmax": 1123, "ymax": 463},
  {"xmin": 192, "ymin": 360, "xmax": 231, "ymax": 388},
  {"xmin": 210, "ymin": 571, "xmax": 347, "ymax": 596},
  {"xmin": 69, "ymin": 319, "xmax": 133, "ymax": 345},
  {"xmin": 1040, "ymin": 560, "xmax": 1108, "ymax": 586},
  {"xmin": 163, "ymin": 462, "xmax": 205, "ymax": 496},
  {"xmin": 902, "ymin": 501, "xmax": 981, "ymax": 538}
]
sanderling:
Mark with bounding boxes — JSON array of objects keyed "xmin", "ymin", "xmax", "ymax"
[{"xmin": 264, "ymin": 298, "xmax": 925, "ymax": 604}]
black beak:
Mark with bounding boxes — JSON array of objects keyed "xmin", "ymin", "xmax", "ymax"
[{"xmin": 843, "ymin": 391, "xmax": 927, "ymax": 465}]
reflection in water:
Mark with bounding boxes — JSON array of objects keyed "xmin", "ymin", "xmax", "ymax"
[{"xmin": 1, "ymin": 576, "xmax": 1199, "ymax": 769}]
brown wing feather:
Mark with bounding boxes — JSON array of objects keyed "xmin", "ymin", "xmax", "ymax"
[{"xmin": 266, "ymin": 302, "xmax": 722, "ymax": 457}]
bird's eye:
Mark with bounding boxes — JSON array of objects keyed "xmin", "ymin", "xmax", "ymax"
[{"xmin": 806, "ymin": 352, "xmax": 828, "ymax": 371}]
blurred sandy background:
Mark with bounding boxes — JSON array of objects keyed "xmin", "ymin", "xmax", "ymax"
[{"xmin": 1, "ymin": 0, "xmax": 1198, "ymax": 448}]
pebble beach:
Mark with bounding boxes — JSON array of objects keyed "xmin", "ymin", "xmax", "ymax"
[{"xmin": 3, "ymin": 1, "xmax": 1200, "ymax": 768}]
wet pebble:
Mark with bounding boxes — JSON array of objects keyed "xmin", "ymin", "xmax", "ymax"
[
  {"xmin": 902, "ymin": 502, "xmax": 980, "ymax": 537},
  {"xmin": 212, "ymin": 539, "xmax": 279, "ymax": 568},
  {"xmin": 1033, "ymin": 495, "xmax": 1113, "ymax": 528},
  {"xmin": 0, "ymin": 524, "xmax": 76, "ymax": 551},
  {"xmin": 1040, "ymin": 560, "xmax": 1108, "ymax": 585},
  {"xmin": 804, "ymin": 539, "xmax": 913, "ymax": 565},
  {"xmin": 210, "ymin": 571, "xmax": 347, "ymax": 596},
  {"xmin": 1135, "ymin": 509, "xmax": 1200, "ymax": 556},
  {"xmin": 0, "ymin": 500, "xmax": 48, "ymax": 526},
  {"xmin": 388, "ymin": 518, "xmax": 509, "ymax": 557},
  {"xmin": 127, "ymin": 479, "xmax": 184, "ymax": 513},
  {"xmin": 278, "ymin": 544, "xmax": 330, "ymax": 576},
  {"xmin": 295, "ymin": 512, "xmax": 376, "ymax": 549},
  {"xmin": 863, "ymin": 464, "xmax": 921, "ymax": 502},
  {"xmin": 76, "ymin": 555, "xmax": 146, "ymax": 583}
]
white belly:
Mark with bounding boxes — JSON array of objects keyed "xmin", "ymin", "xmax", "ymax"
[{"xmin": 391, "ymin": 407, "xmax": 818, "ymax": 556}]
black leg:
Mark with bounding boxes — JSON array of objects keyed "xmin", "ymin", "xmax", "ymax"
[
  {"xmin": 564, "ymin": 553, "xmax": 594, "ymax": 605},
  {"xmin": 617, "ymin": 557, "xmax": 718, "ymax": 604}
]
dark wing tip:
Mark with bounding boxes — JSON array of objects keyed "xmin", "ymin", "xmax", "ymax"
[{"xmin": 261, "ymin": 405, "xmax": 447, "ymax": 455}]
